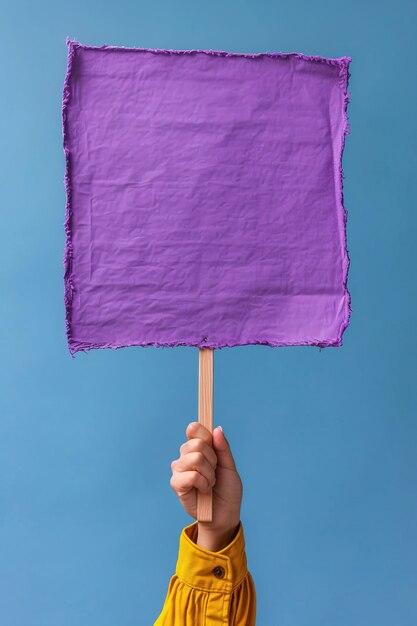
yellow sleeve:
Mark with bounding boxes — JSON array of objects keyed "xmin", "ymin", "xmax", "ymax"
[{"xmin": 153, "ymin": 519, "xmax": 256, "ymax": 626}]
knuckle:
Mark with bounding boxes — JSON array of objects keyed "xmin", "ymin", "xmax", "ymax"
[
  {"xmin": 193, "ymin": 438, "xmax": 205, "ymax": 452},
  {"xmin": 186, "ymin": 438, "xmax": 202, "ymax": 454},
  {"xmin": 193, "ymin": 451, "xmax": 205, "ymax": 465}
]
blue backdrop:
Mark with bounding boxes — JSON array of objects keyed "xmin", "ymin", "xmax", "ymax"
[{"xmin": 1, "ymin": 1, "xmax": 416, "ymax": 625}]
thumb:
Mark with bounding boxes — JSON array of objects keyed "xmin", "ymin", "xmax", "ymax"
[{"xmin": 212, "ymin": 426, "xmax": 237, "ymax": 471}]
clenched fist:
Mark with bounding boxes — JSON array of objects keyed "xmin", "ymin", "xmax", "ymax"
[{"xmin": 170, "ymin": 422, "xmax": 243, "ymax": 551}]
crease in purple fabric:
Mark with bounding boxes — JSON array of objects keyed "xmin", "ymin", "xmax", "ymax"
[{"xmin": 62, "ymin": 38, "xmax": 352, "ymax": 356}]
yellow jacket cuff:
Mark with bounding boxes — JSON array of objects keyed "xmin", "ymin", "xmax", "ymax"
[{"xmin": 175, "ymin": 520, "xmax": 248, "ymax": 593}]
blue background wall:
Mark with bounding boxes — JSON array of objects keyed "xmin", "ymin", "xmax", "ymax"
[{"xmin": 1, "ymin": 1, "xmax": 416, "ymax": 624}]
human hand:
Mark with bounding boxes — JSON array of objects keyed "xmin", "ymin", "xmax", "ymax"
[{"xmin": 170, "ymin": 422, "xmax": 243, "ymax": 551}]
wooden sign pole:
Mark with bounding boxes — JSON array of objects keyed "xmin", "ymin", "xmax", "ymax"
[{"xmin": 197, "ymin": 348, "xmax": 214, "ymax": 522}]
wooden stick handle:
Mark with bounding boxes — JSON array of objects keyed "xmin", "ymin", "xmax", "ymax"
[{"xmin": 197, "ymin": 348, "xmax": 214, "ymax": 522}]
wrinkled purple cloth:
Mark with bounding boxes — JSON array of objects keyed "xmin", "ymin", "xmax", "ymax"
[{"xmin": 62, "ymin": 38, "xmax": 352, "ymax": 356}]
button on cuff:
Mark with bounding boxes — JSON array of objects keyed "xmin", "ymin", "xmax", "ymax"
[{"xmin": 213, "ymin": 566, "xmax": 225, "ymax": 579}]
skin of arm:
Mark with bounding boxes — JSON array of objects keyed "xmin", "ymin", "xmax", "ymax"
[{"xmin": 170, "ymin": 422, "xmax": 243, "ymax": 552}]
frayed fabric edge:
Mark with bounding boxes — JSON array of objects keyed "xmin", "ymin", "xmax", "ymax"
[
  {"xmin": 62, "ymin": 39, "xmax": 76, "ymax": 357},
  {"xmin": 336, "ymin": 58, "xmax": 353, "ymax": 346},
  {"xmin": 68, "ymin": 337, "xmax": 343, "ymax": 357},
  {"xmin": 65, "ymin": 36, "xmax": 351, "ymax": 68}
]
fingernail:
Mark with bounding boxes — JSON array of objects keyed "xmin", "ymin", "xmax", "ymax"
[{"xmin": 216, "ymin": 425, "xmax": 223, "ymax": 433}]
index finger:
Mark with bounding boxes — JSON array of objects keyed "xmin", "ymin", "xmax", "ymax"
[{"xmin": 186, "ymin": 421, "xmax": 213, "ymax": 447}]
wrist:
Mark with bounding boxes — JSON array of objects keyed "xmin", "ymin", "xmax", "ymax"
[{"xmin": 196, "ymin": 520, "xmax": 240, "ymax": 552}]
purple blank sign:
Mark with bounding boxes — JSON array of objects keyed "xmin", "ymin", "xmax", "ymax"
[{"xmin": 62, "ymin": 38, "xmax": 352, "ymax": 356}]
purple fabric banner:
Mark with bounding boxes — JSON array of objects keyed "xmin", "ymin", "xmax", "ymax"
[{"xmin": 62, "ymin": 38, "xmax": 352, "ymax": 356}]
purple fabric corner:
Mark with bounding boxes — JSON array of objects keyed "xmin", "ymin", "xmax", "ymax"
[{"xmin": 62, "ymin": 38, "xmax": 352, "ymax": 356}]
